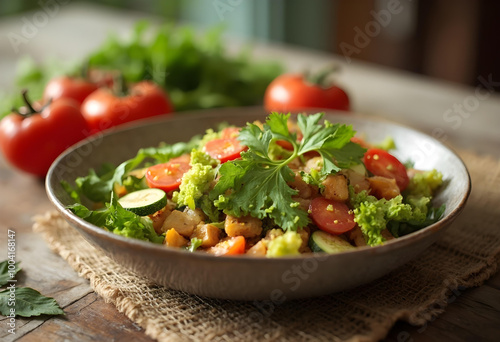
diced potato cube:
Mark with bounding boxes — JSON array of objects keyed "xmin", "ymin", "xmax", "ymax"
[
  {"xmin": 191, "ymin": 223, "xmax": 221, "ymax": 248},
  {"xmin": 341, "ymin": 169, "xmax": 370, "ymax": 193},
  {"xmin": 289, "ymin": 172, "xmax": 314, "ymax": 199},
  {"xmin": 161, "ymin": 210, "xmax": 198, "ymax": 236},
  {"xmin": 322, "ymin": 174, "xmax": 349, "ymax": 201},
  {"xmin": 225, "ymin": 214, "xmax": 263, "ymax": 238},
  {"xmin": 164, "ymin": 228, "xmax": 188, "ymax": 248},
  {"xmin": 246, "ymin": 240, "xmax": 267, "ymax": 257},
  {"xmin": 368, "ymin": 176, "xmax": 400, "ymax": 200},
  {"xmin": 183, "ymin": 207, "xmax": 206, "ymax": 224},
  {"xmin": 150, "ymin": 200, "xmax": 177, "ymax": 234},
  {"xmin": 304, "ymin": 156, "xmax": 323, "ymax": 173}
]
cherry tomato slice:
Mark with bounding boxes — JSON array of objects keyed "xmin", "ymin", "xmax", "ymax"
[
  {"xmin": 145, "ymin": 155, "xmax": 191, "ymax": 192},
  {"xmin": 364, "ymin": 148, "xmax": 409, "ymax": 191},
  {"xmin": 208, "ymin": 236, "xmax": 246, "ymax": 256},
  {"xmin": 220, "ymin": 127, "xmax": 241, "ymax": 139},
  {"xmin": 204, "ymin": 138, "xmax": 247, "ymax": 163},
  {"xmin": 309, "ymin": 197, "xmax": 356, "ymax": 234}
]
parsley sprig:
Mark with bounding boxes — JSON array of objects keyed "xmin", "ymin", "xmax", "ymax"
[{"xmin": 210, "ymin": 112, "xmax": 365, "ymax": 231}]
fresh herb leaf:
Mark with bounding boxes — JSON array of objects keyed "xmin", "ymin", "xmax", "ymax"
[
  {"xmin": 211, "ymin": 112, "xmax": 362, "ymax": 231},
  {"xmin": 0, "ymin": 287, "xmax": 64, "ymax": 317},
  {"xmin": 0, "ymin": 261, "xmax": 21, "ymax": 287},
  {"xmin": 297, "ymin": 113, "xmax": 365, "ymax": 174}
]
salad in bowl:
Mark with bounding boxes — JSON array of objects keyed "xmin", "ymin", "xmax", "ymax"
[{"xmin": 64, "ymin": 112, "xmax": 445, "ymax": 258}]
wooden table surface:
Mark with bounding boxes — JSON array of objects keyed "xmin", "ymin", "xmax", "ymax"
[{"xmin": 1, "ymin": 3, "xmax": 499, "ymax": 342}]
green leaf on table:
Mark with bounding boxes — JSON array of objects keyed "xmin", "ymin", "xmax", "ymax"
[
  {"xmin": 0, "ymin": 260, "xmax": 21, "ymax": 287},
  {"xmin": 0, "ymin": 287, "xmax": 64, "ymax": 317}
]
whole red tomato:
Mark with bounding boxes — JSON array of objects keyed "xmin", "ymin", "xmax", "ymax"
[
  {"xmin": 264, "ymin": 69, "xmax": 350, "ymax": 112},
  {"xmin": 81, "ymin": 81, "xmax": 173, "ymax": 133},
  {"xmin": 43, "ymin": 76, "xmax": 99, "ymax": 105},
  {"xmin": 0, "ymin": 90, "xmax": 90, "ymax": 177}
]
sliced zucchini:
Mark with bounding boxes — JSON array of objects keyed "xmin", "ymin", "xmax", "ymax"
[
  {"xmin": 309, "ymin": 230, "xmax": 356, "ymax": 254},
  {"xmin": 349, "ymin": 163, "xmax": 367, "ymax": 176},
  {"xmin": 118, "ymin": 188, "xmax": 167, "ymax": 216}
]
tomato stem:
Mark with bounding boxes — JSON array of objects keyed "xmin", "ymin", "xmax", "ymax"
[
  {"xmin": 21, "ymin": 89, "xmax": 37, "ymax": 114},
  {"xmin": 12, "ymin": 90, "xmax": 52, "ymax": 118},
  {"xmin": 81, "ymin": 62, "xmax": 90, "ymax": 80},
  {"xmin": 305, "ymin": 65, "xmax": 340, "ymax": 88},
  {"xmin": 113, "ymin": 73, "xmax": 128, "ymax": 97}
]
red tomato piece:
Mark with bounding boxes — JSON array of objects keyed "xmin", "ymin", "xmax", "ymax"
[
  {"xmin": 145, "ymin": 155, "xmax": 191, "ymax": 192},
  {"xmin": 220, "ymin": 127, "xmax": 241, "ymax": 139},
  {"xmin": 0, "ymin": 91, "xmax": 89, "ymax": 177},
  {"xmin": 81, "ymin": 81, "xmax": 173, "ymax": 133},
  {"xmin": 364, "ymin": 148, "xmax": 409, "ymax": 191},
  {"xmin": 204, "ymin": 138, "xmax": 247, "ymax": 163},
  {"xmin": 208, "ymin": 236, "xmax": 246, "ymax": 256},
  {"xmin": 276, "ymin": 140, "xmax": 294, "ymax": 151},
  {"xmin": 43, "ymin": 76, "xmax": 98, "ymax": 105},
  {"xmin": 309, "ymin": 197, "xmax": 356, "ymax": 234},
  {"xmin": 275, "ymin": 124, "xmax": 303, "ymax": 151},
  {"xmin": 264, "ymin": 73, "xmax": 350, "ymax": 113}
]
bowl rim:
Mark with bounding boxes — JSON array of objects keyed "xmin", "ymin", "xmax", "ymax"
[{"xmin": 46, "ymin": 107, "xmax": 472, "ymax": 264}]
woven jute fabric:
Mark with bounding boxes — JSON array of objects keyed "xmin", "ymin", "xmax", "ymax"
[{"xmin": 33, "ymin": 150, "xmax": 500, "ymax": 342}]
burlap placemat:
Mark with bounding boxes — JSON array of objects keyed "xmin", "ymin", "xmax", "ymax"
[{"xmin": 33, "ymin": 150, "xmax": 500, "ymax": 342}]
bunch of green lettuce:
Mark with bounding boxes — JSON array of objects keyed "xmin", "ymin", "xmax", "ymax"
[{"xmin": 349, "ymin": 169, "xmax": 445, "ymax": 246}]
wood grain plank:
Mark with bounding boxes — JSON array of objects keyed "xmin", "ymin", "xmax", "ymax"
[
  {"xmin": 385, "ymin": 272, "xmax": 500, "ymax": 342},
  {"xmin": 17, "ymin": 293, "xmax": 155, "ymax": 342}
]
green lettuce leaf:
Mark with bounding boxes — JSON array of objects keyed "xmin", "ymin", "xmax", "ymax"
[
  {"xmin": 72, "ymin": 139, "xmax": 198, "ymax": 204},
  {"xmin": 0, "ymin": 261, "xmax": 21, "ymax": 287},
  {"xmin": 68, "ymin": 192, "xmax": 163, "ymax": 244},
  {"xmin": 0, "ymin": 287, "xmax": 64, "ymax": 317}
]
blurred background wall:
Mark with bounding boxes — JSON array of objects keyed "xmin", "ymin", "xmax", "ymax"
[{"xmin": 1, "ymin": 0, "xmax": 499, "ymax": 90}]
